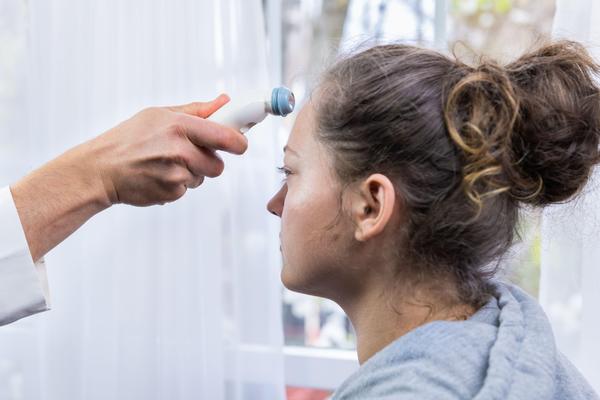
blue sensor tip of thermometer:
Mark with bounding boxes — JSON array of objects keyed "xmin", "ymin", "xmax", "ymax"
[{"xmin": 270, "ymin": 86, "xmax": 295, "ymax": 117}]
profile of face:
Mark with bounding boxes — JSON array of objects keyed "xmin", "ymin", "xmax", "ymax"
[{"xmin": 266, "ymin": 101, "xmax": 399, "ymax": 301}]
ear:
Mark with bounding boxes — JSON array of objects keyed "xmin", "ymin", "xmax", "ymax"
[{"xmin": 350, "ymin": 174, "xmax": 397, "ymax": 242}]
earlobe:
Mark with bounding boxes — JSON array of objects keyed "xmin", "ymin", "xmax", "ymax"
[{"xmin": 353, "ymin": 174, "xmax": 396, "ymax": 242}]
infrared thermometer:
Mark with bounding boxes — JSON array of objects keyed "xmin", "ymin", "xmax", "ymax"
[{"xmin": 209, "ymin": 87, "xmax": 295, "ymax": 133}]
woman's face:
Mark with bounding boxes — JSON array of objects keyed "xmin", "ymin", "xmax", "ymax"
[{"xmin": 267, "ymin": 102, "xmax": 359, "ymax": 298}]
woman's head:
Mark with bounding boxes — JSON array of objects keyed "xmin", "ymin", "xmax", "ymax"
[{"xmin": 268, "ymin": 41, "xmax": 600, "ymax": 308}]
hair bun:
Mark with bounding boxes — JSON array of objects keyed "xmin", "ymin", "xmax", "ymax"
[{"xmin": 445, "ymin": 40, "xmax": 600, "ymax": 209}]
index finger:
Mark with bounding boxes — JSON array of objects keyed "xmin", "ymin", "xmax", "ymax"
[
  {"xmin": 177, "ymin": 113, "xmax": 248, "ymax": 155},
  {"xmin": 168, "ymin": 94, "xmax": 230, "ymax": 118}
]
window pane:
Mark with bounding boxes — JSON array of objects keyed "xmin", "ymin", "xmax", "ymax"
[{"xmin": 283, "ymin": 291, "xmax": 356, "ymax": 349}]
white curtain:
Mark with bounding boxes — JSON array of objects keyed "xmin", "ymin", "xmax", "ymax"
[
  {"xmin": 0, "ymin": 1, "xmax": 286, "ymax": 399},
  {"xmin": 541, "ymin": 0, "xmax": 600, "ymax": 393}
]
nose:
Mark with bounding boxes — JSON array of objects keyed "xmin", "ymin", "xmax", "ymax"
[{"xmin": 267, "ymin": 184, "xmax": 287, "ymax": 217}]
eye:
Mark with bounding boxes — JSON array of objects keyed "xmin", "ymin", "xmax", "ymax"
[{"xmin": 276, "ymin": 166, "xmax": 293, "ymax": 180}]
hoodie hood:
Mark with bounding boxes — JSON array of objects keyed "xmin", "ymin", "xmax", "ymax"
[{"xmin": 332, "ymin": 283, "xmax": 598, "ymax": 400}]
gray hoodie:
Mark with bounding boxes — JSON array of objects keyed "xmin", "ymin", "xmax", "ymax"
[{"xmin": 332, "ymin": 283, "xmax": 598, "ymax": 399}]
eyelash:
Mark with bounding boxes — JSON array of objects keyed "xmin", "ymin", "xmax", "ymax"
[{"xmin": 277, "ymin": 166, "xmax": 293, "ymax": 179}]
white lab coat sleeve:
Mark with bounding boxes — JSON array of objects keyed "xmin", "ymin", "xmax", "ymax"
[{"xmin": 0, "ymin": 186, "xmax": 50, "ymax": 326}]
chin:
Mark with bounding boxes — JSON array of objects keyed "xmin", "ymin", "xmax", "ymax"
[
  {"xmin": 280, "ymin": 262, "xmax": 332, "ymax": 298},
  {"xmin": 280, "ymin": 264, "xmax": 305, "ymax": 293}
]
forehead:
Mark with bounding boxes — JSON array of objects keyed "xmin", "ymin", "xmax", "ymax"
[{"xmin": 287, "ymin": 102, "xmax": 316, "ymax": 151}]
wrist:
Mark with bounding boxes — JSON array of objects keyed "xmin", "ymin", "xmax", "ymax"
[
  {"xmin": 54, "ymin": 141, "xmax": 114, "ymax": 210},
  {"xmin": 10, "ymin": 145, "xmax": 112, "ymax": 261}
]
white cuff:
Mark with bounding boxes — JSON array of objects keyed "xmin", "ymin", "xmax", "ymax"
[{"xmin": 0, "ymin": 186, "xmax": 51, "ymax": 326}]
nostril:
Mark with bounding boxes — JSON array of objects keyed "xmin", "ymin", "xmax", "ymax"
[{"xmin": 269, "ymin": 210, "xmax": 279, "ymax": 216}]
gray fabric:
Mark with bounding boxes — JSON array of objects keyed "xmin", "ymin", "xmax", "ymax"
[{"xmin": 333, "ymin": 283, "xmax": 598, "ymax": 399}]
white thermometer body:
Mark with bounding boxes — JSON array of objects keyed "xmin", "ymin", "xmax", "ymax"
[{"xmin": 209, "ymin": 87, "xmax": 295, "ymax": 133}]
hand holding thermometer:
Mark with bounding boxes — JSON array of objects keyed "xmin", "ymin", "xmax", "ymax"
[{"xmin": 209, "ymin": 87, "xmax": 295, "ymax": 133}]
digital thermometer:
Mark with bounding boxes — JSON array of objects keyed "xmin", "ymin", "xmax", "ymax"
[{"xmin": 209, "ymin": 87, "xmax": 295, "ymax": 133}]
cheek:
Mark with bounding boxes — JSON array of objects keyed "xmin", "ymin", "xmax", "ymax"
[
  {"xmin": 279, "ymin": 180, "xmax": 349, "ymax": 293},
  {"xmin": 280, "ymin": 181, "xmax": 337, "ymax": 248}
]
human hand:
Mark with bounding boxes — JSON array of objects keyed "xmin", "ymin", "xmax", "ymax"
[{"xmin": 84, "ymin": 94, "xmax": 247, "ymax": 206}]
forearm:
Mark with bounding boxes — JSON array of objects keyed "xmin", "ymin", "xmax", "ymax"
[{"xmin": 10, "ymin": 143, "xmax": 111, "ymax": 262}]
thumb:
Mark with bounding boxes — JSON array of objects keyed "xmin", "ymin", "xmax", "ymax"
[{"xmin": 168, "ymin": 94, "xmax": 230, "ymax": 118}]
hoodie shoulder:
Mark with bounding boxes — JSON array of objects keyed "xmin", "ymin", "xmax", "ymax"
[
  {"xmin": 333, "ymin": 283, "xmax": 599, "ymax": 400},
  {"xmin": 333, "ymin": 319, "xmax": 498, "ymax": 400}
]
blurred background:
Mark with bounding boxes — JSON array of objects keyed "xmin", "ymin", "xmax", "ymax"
[{"xmin": 1, "ymin": 1, "xmax": 599, "ymax": 400}]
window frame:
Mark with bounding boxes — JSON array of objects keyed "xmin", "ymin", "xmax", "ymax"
[{"xmin": 284, "ymin": 346, "xmax": 358, "ymax": 390}]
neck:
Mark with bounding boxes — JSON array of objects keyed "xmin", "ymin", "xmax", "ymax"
[{"xmin": 339, "ymin": 279, "xmax": 475, "ymax": 365}]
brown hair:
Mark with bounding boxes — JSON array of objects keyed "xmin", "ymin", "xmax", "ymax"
[{"xmin": 315, "ymin": 41, "xmax": 600, "ymax": 306}]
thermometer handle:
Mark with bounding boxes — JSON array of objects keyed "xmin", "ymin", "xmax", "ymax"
[{"xmin": 209, "ymin": 102, "xmax": 268, "ymax": 134}]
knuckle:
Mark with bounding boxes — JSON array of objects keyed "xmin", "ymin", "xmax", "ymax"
[
  {"xmin": 166, "ymin": 185, "xmax": 187, "ymax": 202},
  {"xmin": 141, "ymin": 106, "xmax": 156, "ymax": 115},
  {"xmin": 138, "ymin": 107, "xmax": 171, "ymax": 127},
  {"xmin": 161, "ymin": 142, "xmax": 188, "ymax": 165},
  {"xmin": 170, "ymin": 170, "xmax": 189, "ymax": 185},
  {"xmin": 140, "ymin": 106, "xmax": 160, "ymax": 118},
  {"xmin": 168, "ymin": 120, "xmax": 186, "ymax": 138},
  {"xmin": 161, "ymin": 166, "xmax": 187, "ymax": 186},
  {"xmin": 161, "ymin": 113, "xmax": 186, "ymax": 136},
  {"xmin": 159, "ymin": 151, "xmax": 183, "ymax": 166},
  {"xmin": 173, "ymin": 112, "xmax": 189, "ymax": 125}
]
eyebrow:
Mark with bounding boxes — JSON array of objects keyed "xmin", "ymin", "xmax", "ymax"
[{"xmin": 283, "ymin": 145, "xmax": 299, "ymax": 156}]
